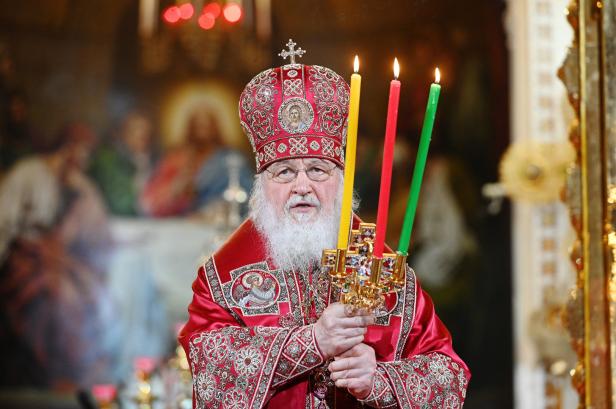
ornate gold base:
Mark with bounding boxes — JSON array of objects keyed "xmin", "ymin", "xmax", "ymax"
[{"xmin": 321, "ymin": 223, "xmax": 407, "ymax": 310}]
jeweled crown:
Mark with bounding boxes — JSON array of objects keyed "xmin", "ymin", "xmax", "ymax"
[{"xmin": 239, "ymin": 39, "xmax": 350, "ymax": 172}]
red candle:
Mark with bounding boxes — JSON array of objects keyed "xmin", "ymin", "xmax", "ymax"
[{"xmin": 374, "ymin": 58, "xmax": 401, "ymax": 258}]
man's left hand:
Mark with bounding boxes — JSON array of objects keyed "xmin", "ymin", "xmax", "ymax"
[{"xmin": 327, "ymin": 343, "xmax": 376, "ymax": 400}]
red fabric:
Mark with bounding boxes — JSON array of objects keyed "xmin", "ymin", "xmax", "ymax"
[
  {"xmin": 239, "ymin": 64, "xmax": 350, "ymax": 173},
  {"xmin": 140, "ymin": 150, "xmax": 195, "ymax": 217},
  {"xmin": 179, "ymin": 217, "xmax": 470, "ymax": 408}
]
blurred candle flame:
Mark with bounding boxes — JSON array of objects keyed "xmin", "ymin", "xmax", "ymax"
[
  {"xmin": 393, "ymin": 58, "xmax": 400, "ymax": 79},
  {"xmin": 435, "ymin": 67, "xmax": 441, "ymax": 83},
  {"xmin": 354, "ymin": 55, "xmax": 360, "ymax": 73}
]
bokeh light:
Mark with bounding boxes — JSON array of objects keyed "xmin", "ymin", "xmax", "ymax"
[
  {"xmin": 198, "ymin": 13, "xmax": 216, "ymax": 30},
  {"xmin": 223, "ymin": 3, "xmax": 242, "ymax": 23},
  {"xmin": 178, "ymin": 3, "xmax": 194, "ymax": 20},
  {"xmin": 163, "ymin": 6, "xmax": 181, "ymax": 24},
  {"xmin": 203, "ymin": 2, "xmax": 222, "ymax": 19}
]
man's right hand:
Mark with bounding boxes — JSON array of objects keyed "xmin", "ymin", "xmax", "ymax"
[{"xmin": 314, "ymin": 302, "xmax": 375, "ymax": 360}]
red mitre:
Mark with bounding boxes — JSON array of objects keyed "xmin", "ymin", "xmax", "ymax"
[{"xmin": 239, "ymin": 39, "xmax": 350, "ymax": 173}]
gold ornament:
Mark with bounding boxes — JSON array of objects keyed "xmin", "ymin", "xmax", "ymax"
[
  {"xmin": 499, "ymin": 140, "xmax": 575, "ymax": 203},
  {"xmin": 321, "ymin": 223, "xmax": 406, "ymax": 310}
]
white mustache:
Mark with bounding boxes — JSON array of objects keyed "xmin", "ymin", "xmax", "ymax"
[{"xmin": 285, "ymin": 194, "xmax": 321, "ymax": 212}]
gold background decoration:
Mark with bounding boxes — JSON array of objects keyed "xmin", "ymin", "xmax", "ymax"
[{"xmin": 560, "ymin": 0, "xmax": 616, "ymax": 406}]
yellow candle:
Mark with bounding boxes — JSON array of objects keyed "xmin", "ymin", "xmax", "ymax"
[{"xmin": 337, "ymin": 55, "xmax": 361, "ymax": 249}]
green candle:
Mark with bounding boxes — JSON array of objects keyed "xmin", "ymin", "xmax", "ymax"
[{"xmin": 397, "ymin": 68, "xmax": 441, "ymax": 255}]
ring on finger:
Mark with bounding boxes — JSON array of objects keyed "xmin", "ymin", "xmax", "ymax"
[{"xmin": 344, "ymin": 304, "xmax": 355, "ymax": 317}]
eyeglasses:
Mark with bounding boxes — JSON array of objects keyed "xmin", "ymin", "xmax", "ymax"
[{"xmin": 265, "ymin": 161, "xmax": 337, "ymax": 183}]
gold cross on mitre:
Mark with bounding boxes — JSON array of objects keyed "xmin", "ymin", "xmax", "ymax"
[{"xmin": 278, "ymin": 39, "xmax": 306, "ymax": 64}]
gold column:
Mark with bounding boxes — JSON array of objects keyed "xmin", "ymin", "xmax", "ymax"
[
  {"xmin": 580, "ymin": 0, "xmax": 610, "ymax": 406},
  {"xmin": 562, "ymin": 0, "xmax": 615, "ymax": 407},
  {"xmin": 601, "ymin": 0, "xmax": 616, "ymax": 406}
]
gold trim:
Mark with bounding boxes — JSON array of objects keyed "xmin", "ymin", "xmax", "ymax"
[
  {"xmin": 579, "ymin": 0, "xmax": 611, "ymax": 406},
  {"xmin": 560, "ymin": 0, "xmax": 585, "ymax": 403},
  {"xmin": 579, "ymin": 1, "xmax": 592, "ymax": 403},
  {"xmin": 561, "ymin": 0, "xmax": 616, "ymax": 405},
  {"xmin": 600, "ymin": 0, "xmax": 616, "ymax": 405}
]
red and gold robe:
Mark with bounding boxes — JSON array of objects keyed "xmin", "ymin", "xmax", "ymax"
[{"xmin": 179, "ymin": 218, "xmax": 470, "ymax": 408}]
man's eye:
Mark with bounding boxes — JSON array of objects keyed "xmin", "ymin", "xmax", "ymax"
[
  {"xmin": 308, "ymin": 167, "xmax": 327, "ymax": 175},
  {"xmin": 275, "ymin": 167, "xmax": 295, "ymax": 177}
]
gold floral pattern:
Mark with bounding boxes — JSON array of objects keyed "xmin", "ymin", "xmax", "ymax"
[
  {"xmin": 362, "ymin": 353, "xmax": 468, "ymax": 408},
  {"xmin": 358, "ymin": 366, "xmax": 397, "ymax": 408},
  {"xmin": 190, "ymin": 324, "xmax": 324, "ymax": 408},
  {"xmin": 271, "ymin": 325, "xmax": 324, "ymax": 387},
  {"xmin": 189, "ymin": 326, "xmax": 289, "ymax": 409}
]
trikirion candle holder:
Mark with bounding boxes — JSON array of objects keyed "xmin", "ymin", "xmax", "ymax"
[{"xmin": 321, "ymin": 222, "xmax": 407, "ymax": 311}]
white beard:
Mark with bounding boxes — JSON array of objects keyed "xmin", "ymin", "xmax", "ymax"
[{"xmin": 249, "ymin": 175, "xmax": 344, "ymax": 272}]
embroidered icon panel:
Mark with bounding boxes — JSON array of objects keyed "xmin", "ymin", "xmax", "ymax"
[
  {"xmin": 277, "ymin": 97, "xmax": 314, "ymax": 134},
  {"xmin": 223, "ymin": 262, "xmax": 289, "ymax": 316}
]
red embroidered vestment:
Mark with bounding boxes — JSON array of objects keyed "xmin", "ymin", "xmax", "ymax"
[{"xmin": 179, "ymin": 218, "xmax": 470, "ymax": 408}]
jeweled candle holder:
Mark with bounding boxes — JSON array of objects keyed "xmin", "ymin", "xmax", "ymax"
[{"xmin": 321, "ymin": 222, "xmax": 407, "ymax": 310}]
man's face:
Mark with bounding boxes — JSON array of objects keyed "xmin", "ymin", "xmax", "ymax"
[
  {"xmin": 189, "ymin": 109, "xmax": 219, "ymax": 145},
  {"xmin": 289, "ymin": 106, "xmax": 301, "ymax": 125},
  {"xmin": 65, "ymin": 141, "xmax": 94, "ymax": 171},
  {"xmin": 122, "ymin": 115, "xmax": 152, "ymax": 155},
  {"xmin": 261, "ymin": 158, "xmax": 341, "ymax": 223}
]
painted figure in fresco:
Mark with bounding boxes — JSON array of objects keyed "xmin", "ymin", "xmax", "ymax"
[
  {"xmin": 179, "ymin": 44, "xmax": 470, "ymax": 408},
  {"xmin": 0, "ymin": 90, "xmax": 37, "ymax": 174},
  {"xmin": 0, "ymin": 123, "xmax": 119, "ymax": 390},
  {"xmin": 140, "ymin": 105, "xmax": 252, "ymax": 217},
  {"xmin": 89, "ymin": 110, "xmax": 156, "ymax": 216}
]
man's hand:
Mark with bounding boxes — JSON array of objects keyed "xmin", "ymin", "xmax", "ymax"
[
  {"xmin": 313, "ymin": 302, "xmax": 374, "ymax": 360},
  {"xmin": 328, "ymin": 343, "xmax": 377, "ymax": 400}
]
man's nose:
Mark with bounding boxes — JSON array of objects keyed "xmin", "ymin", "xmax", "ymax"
[{"xmin": 291, "ymin": 170, "xmax": 313, "ymax": 196}]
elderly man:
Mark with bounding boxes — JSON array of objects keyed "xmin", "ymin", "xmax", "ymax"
[{"xmin": 179, "ymin": 43, "xmax": 470, "ymax": 408}]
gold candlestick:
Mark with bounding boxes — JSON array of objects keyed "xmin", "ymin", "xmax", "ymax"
[
  {"xmin": 392, "ymin": 252, "xmax": 407, "ymax": 287},
  {"xmin": 370, "ymin": 257, "xmax": 382, "ymax": 285},
  {"xmin": 321, "ymin": 222, "xmax": 405, "ymax": 310}
]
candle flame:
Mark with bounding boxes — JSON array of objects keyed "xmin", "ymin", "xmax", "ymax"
[
  {"xmin": 393, "ymin": 58, "xmax": 400, "ymax": 79},
  {"xmin": 354, "ymin": 55, "xmax": 359, "ymax": 73},
  {"xmin": 435, "ymin": 67, "xmax": 441, "ymax": 83}
]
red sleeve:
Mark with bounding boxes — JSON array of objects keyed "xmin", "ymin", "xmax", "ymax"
[
  {"xmin": 140, "ymin": 152, "xmax": 193, "ymax": 217},
  {"xmin": 178, "ymin": 265, "xmax": 239, "ymax": 343},
  {"xmin": 402, "ymin": 276, "xmax": 467, "ymax": 364},
  {"xmin": 360, "ymin": 271, "xmax": 471, "ymax": 408}
]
